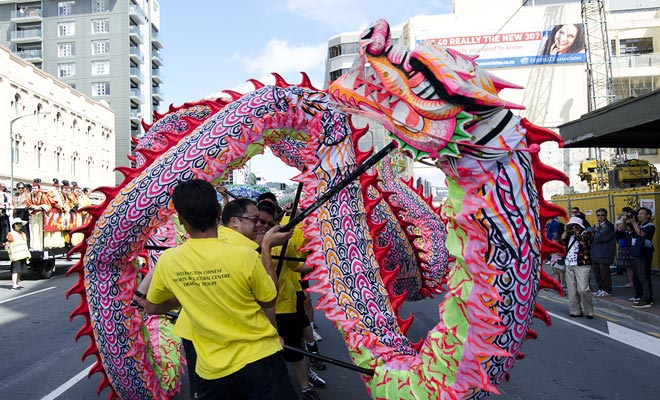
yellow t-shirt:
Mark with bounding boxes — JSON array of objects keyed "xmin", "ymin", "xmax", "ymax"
[
  {"xmin": 217, "ymin": 225, "xmax": 258, "ymax": 250},
  {"xmin": 271, "ymin": 246, "xmax": 297, "ymax": 314},
  {"xmin": 147, "ymin": 238, "xmax": 280, "ymax": 380}
]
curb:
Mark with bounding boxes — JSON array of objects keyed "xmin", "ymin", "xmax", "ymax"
[{"xmin": 540, "ymin": 288, "xmax": 660, "ymax": 327}]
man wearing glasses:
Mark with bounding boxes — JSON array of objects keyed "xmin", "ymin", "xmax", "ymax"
[
  {"xmin": 591, "ymin": 208, "xmax": 616, "ymax": 297},
  {"xmin": 12, "ymin": 183, "xmax": 30, "ymax": 235},
  {"xmin": 145, "ymin": 181, "xmax": 296, "ymax": 399}
]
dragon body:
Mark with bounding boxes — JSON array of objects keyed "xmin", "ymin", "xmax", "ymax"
[{"xmin": 69, "ymin": 19, "xmax": 566, "ymax": 400}]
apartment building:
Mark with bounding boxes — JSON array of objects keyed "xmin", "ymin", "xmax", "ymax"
[
  {"xmin": 0, "ymin": 0, "xmax": 164, "ymax": 183},
  {"xmin": 324, "ymin": 0, "xmax": 660, "ymax": 196},
  {"xmin": 1, "ymin": 42, "xmax": 116, "ymax": 189}
]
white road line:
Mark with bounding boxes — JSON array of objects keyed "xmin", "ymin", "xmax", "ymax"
[
  {"xmin": 40, "ymin": 364, "xmax": 94, "ymax": 400},
  {"xmin": 548, "ymin": 310, "xmax": 660, "ymax": 358},
  {"xmin": 608, "ymin": 322, "xmax": 660, "ymax": 357},
  {"xmin": 0, "ymin": 287, "xmax": 57, "ymax": 304}
]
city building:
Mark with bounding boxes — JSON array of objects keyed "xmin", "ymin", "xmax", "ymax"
[
  {"xmin": 1, "ymin": 42, "xmax": 116, "ymax": 190},
  {"xmin": 0, "ymin": 0, "xmax": 164, "ymax": 183},
  {"xmin": 324, "ymin": 0, "xmax": 660, "ymax": 197}
]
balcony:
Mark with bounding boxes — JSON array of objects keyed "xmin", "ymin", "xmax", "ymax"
[
  {"xmin": 151, "ymin": 50, "xmax": 163, "ymax": 66},
  {"xmin": 612, "ymin": 53, "xmax": 660, "ymax": 69},
  {"xmin": 130, "ymin": 67, "xmax": 144, "ymax": 84},
  {"xmin": 10, "ymin": 28, "xmax": 42, "ymax": 43},
  {"xmin": 130, "ymin": 88, "xmax": 143, "ymax": 104},
  {"xmin": 15, "ymin": 48, "xmax": 42, "ymax": 62},
  {"xmin": 130, "ymin": 109, "xmax": 142, "ymax": 122},
  {"xmin": 129, "ymin": 26, "xmax": 144, "ymax": 44},
  {"xmin": 151, "ymin": 68, "xmax": 162, "ymax": 83},
  {"xmin": 152, "ymin": 86, "xmax": 164, "ymax": 101},
  {"xmin": 129, "ymin": 46, "xmax": 144, "ymax": 64},
  {"xmin": 129, "ymin": 4, "xmax": 146, "ymax": 25},
  {"xmin": 10, "ymin": 8, "xmax": 43, "ymax": 22},
  {"xmin": 151, "ymin": 31, "xmax": 163, "ymax": 49}
]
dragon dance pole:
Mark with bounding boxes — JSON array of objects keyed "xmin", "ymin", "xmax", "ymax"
[
  {"xmin": 279, "ymin": 141, "xmax": 396, "ymax": 232},
  {"xmin": 276, "ymin": 182, "xmax": 304, "ymax": 277}
]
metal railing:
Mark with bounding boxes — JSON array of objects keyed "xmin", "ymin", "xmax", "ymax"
[
  {"xmin": 16, "ymin": 49, "xmax": 42, "ymax": 60},
  {"xmin": 10, "ymin": 29, "xmax": 42, "ymax": 41}
]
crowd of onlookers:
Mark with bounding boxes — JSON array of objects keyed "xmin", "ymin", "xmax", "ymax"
[{"xmin": 546, "ymin": 205, "xmax": 656, "ymax": 318}]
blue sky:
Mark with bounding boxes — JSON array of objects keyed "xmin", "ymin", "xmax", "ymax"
[{"xmin": 159, "ymin": 0, "xmax": 453, "ymax": 183}]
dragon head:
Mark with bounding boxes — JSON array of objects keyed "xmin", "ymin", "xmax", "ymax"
[{"xmin": 329, "ymin": 19, "xmax": 524, "ymax": 158}]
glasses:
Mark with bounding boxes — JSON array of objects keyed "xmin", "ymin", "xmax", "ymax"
[
  {"xmin": 17, "ymin": 187, "xmax": 25, "ymax": 190},
  {"xmin": 596, "ymin": 214, "xmax": 605, "ymax": 217},
  {"xmin": 571, "ymin": 210, "xmax": 579, "ymax": 214},
  {"xmin": 236, "ymin": 215, "xmax": 276, "ymax": 228}
]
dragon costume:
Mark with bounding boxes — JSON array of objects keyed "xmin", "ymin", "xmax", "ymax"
[{"xmin": 68, "ymin": 19, "xmax": 566, "ymax": 399}]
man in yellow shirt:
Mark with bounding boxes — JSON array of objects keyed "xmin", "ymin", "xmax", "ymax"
[{"xmin": 145, "ymin": 180, "xmax": 296, "ymax": 400}]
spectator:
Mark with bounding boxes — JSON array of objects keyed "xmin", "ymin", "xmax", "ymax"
[
  {"xmin": 561, "ymin": 216, "xmax": 594, "ymax": 319},
  {"xmin": 629, "ymin": 207, "xmax": 655, "ymax": 309},
  {"xmin": 144, "ymin": 180, "xmax": 296, "ymax": 400},
  {"xmin": 591, "ymin": 209, "xmax": 616, "ymax": 296},
  {"xmin": 7, "ymin": 217, "xmax": 30, "ymax": 290},
  {"xmin": 614, "ymin": 208, "xmax": 635, "ymax": 287},
  {"xmin": 546, "ymin": 217, "xmax": 566, "ymax": 286},
  {"xmin": 0, "ymin": 181, "xmax": 12, "ymax": 246}
]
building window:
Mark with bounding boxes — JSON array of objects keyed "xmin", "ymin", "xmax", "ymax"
[
  {"xmin": 58, "ymin": 42, "xmax": 75, "ymax": 57},
  {"xmin": 92, "ymin": 82, "xmax": 110, "ymax": 96},
  {"xmin": 91, "ymin": 60, "xmax": 110, "ymax": 75},
  {"xmin": 92, "ymin": 19, "xmax": 109, "ymax": 34},
  {"xmin": 58, "ymin": 63, "xmax": 76, "ymax": 78},
  {"xmin": 93, "ymin": 0, "xmax": 107, "ymax": 13},
  {"xmin": 58, "ymin": 22, "xmax": 75, "ymax": 37},
  {"xmin": 92, "ymin": 40, "xmax": 110, "ymax": 55},
  {"xmin": 58, "ymin": 1, "xmax": 75, "ymax": 16},
  {"xmin": 329, "ymin": 69, "xmax": 349, "ymax": 82},
  {"xmin": 618, "ymin": 37, "xmax": 654, "ymax": 55}
]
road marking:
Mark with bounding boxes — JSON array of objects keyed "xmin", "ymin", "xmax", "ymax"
[
  {"xmin": 40, "ymin": 364, "xmax": 94, "ymax": 400},
  {"xmin": 548, "ymin": 311, "xmax": 660, "ymax": 358},
  {"xmin": 0, "ymin": 287, "xmax": 56, "ymax": 304},
  {"xmin": 608, "ymin": 322, "xmax": 660, "ymax": 357}
]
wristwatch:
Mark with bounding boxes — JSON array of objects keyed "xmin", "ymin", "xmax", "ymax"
[{"xmin": 134, "ymin": 290, "xmax": 147, "ymax": 299}]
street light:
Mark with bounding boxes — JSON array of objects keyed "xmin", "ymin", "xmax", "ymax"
[{"xmin": 9, "ymin": 111, "xmax": 50, "ymax": 192}]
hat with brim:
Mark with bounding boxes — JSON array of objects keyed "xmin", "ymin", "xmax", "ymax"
[
  {"xmin": 567, "ymin": 216, "xmax": 584, "ymax": 229},
  {"xmin": 11, "ymin": 217, "xmax": 27, "ymax": 226}
]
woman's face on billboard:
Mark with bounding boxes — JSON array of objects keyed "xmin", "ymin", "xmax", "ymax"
[{"xmin": 554, "ymin": 24, "xmax": 578, "ymax": 54}]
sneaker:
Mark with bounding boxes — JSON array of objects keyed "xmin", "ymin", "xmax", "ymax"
[
  {"xmin": 632, "ymin": 300, "xmax": 653, "ymax": 309},
  {"xmin": 628, "ymin": 297, "xmax": 640, "ymax": 302},
  {"xmin": 308, "ymin": 368, "xmax": 326, "ymax": 388},
  {"xmin": 313, "ymin": 329, "xmax": 323, "ymax": 342},
  {"xmin": 10, "ymin": 287, "xmax": 20, "ymax": 291},
  {"xmin": 310, "ymin": 356, "xmax": 326, "ymax": 371},
  {"xmin": 301, "ymin": 387, "xmax": 322, "ymax": 400},
  {"xmin": 593, "ymin": 290, "xmax": 603, "ymax": 297}
]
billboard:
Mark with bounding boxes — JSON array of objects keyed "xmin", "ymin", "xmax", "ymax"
[{"xmin": 419, "ymin": 23, "xmax": 586, "ymax": 68}]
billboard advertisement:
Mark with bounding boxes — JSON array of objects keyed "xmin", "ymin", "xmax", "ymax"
[{"xmin": 418, "ymin": 23, "xmax": 586, "ymax": 68}]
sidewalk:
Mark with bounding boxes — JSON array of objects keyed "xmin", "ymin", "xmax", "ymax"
[{"xmin": 542, "ymin": 262, "xmax": 660, "ymax": 326}]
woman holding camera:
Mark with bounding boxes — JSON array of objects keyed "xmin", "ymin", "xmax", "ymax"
[{"xmin": 561, "ymin": 216, "xmax": 595, "ymax": 318}]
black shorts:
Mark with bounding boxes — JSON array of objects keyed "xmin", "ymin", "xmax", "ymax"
[
  {"xmin": 275, "ymin": 313, "xmax": 304, "ymax": 362},
  {"xmin": 295, "ymin": 291, "xmax": 311, "ymax": 328},
  {"xmin": 198, "ymin": 352, "xmax": 296, "ymax": 400}
]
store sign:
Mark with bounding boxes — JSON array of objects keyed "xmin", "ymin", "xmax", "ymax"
[{"xmin": 419, "ymin": 23, "xmax": 586, "ymax": 68}]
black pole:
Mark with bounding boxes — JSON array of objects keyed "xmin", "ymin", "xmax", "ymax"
[
  {"xmin": 279, "ymin": 141, "xmax": 396, "ymax": 233},
  {"xmin": 276, "ymin": 182, "xmax": 304, "ymax": 277},
  {"xmin": 282, "ymin": 345, "xmax": 375, "ymax": 376}
]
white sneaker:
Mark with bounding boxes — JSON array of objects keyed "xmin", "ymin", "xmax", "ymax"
[
  {"xmin": 313, "ymin": 329, "xmax": 323, "ymax": 342},
  {"xmin": 628, "ymin": 296, "xmax": 640, "ymax": 302},
  {"xmin": 593, "ymin": 290, "xmax": 603, "ymax": 297}
]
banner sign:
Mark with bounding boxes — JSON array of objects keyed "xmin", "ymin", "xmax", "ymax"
[{"xmin": 418, "ymin": 23, "xmax": 586, "ymax": 68}]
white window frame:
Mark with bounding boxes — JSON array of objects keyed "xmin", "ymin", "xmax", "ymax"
[
  {"xmin": 91, "ymin": 40, "xmax": 110, "ymax": 55},
  {"xmin": 91, "ymin": 60, "xmax": 110, "ymax": 76},
  {"xmin": 92, "ymin": 82, "xmax": 110, "ymax": 96},
  {"xmin": 91, "ymin": 19, "xmax": 109, "ymax": 34},
  {"xmin": 58, "ymin": 1, "xmax": 75, "ymax": 16},
  {"xmin": 93, "ymin": 0, "xmax": 107, "ymax": 13},
  {"xmin": 58, "ymin": 42, "xmax": 75, "ymax": 57},
  {"xmin": 58, "ymin": 22, "xmax": 75, "ymax": 37},
  {"xmin": 58, "ymin": 63, "xmax": 76, "ymax": 78}
]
